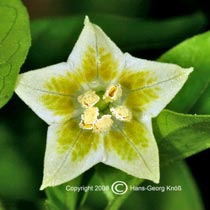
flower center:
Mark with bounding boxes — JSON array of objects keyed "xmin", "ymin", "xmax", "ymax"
[{"xmin": 78, "ymin": 84, "xmax": 132, "ymax": 133}]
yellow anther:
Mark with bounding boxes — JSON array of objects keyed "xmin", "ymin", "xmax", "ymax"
[
  {"xmin": 110, "ymin": 106, "xmax": 132, "ymax": 122},
  {"xmin": 93, "ymin": 115, "xmax": 113, "ymax": 133},
  {"xmin": 79, "ymin": 107, "xmax": 99, "ymax": 129},
  {"xmin": 78, "ymin": 90, "xmax": 100, "ymax": 108},
  {"xmin": 103, "ymin": 84, "xmax": 122, "ymax": 102}
]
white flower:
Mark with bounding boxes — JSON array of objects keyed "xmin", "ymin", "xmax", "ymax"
[{"xmin": 15, "ymin": 17, "xmax": 193, "ymax": 190}]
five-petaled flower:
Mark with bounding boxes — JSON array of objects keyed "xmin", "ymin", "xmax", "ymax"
[{"xmin": 15, "ymin": 17, "xmax": 193, "ymax": 190}]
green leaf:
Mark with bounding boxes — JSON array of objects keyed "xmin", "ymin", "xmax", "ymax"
[
  {"xmin": 26, "ymin": 12, "xmax": 207, "ymax": 69},
  {"xmin": 0, "ymin": 0, "xmax": 31, "ymax": 108},
  {"xmin": 159, "ymin": 30, "xmax": 210, "ymax": 114},
  {"xmin": 45, "ymin": 169, "xmax": 95, "ymax": 210},
  {"xmin": 121, "ymin": 161, "xmax": 204, "ymax": 210},
  {"xmin": 93, "ymin": 165, "xmax": 142, "ymax": 210},
  {"xmin": 45, "ymin": 177, "xmax": 82, "ymax": 210},
  {"xmin": 154, "ymin": 110, "xmax": 210, "ymax": 166}
]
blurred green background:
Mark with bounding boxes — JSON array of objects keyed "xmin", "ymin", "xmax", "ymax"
[{"xmin": 1, "ymin": 0, "xmax": 210, "ymax": 209}]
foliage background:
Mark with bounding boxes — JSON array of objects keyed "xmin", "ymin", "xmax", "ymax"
[{"xmin": 0, "ymin": 0, "xmax": 210, "ymax": 209}]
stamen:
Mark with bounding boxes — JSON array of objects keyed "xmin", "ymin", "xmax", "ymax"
[
  {"xmin": 79, "ymin": 107, "xmax": 99, "ymax": 129},
  {"xmin": 110, "ymin": 106, "xmax": 132, "ymax": 122},
  {"xmin": 93, "ymin": 115, "xmax": 113, "ymax": 133},
  {"xmin": 103, "ymin": 84, "xmax": 122, "ymax": 102},
  {"xmin": 78, "ymin": 90, "xmax": 100, "ymax": 108}
]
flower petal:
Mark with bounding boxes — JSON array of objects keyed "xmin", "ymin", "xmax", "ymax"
[
  {"xmin": 103, "ymin": 118, "xmax": 159, "ymax": 183},
  {"xmin": 119, "ymin": 53, "xmax": 193, "ymax": 117},
  {"xmin": 15, "ymin": 63, "xmax": 80, "ymax": 124},
  {"xmin": 67, "ymin": 17, "xmax": 125, "ymax": 84},
  {"xmin": 40, "ymin": 119, "xmax": 103, "ymax": 189}
]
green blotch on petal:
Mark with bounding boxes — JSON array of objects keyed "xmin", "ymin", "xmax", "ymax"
[
  {"xmin": 104, "ymin": 129, "xmax": 138, "ymax": 161},
  {"xmin": 126, "ymin": 88, "xmax": 159, "ymax": 112},
  {"xmin": 104, "ymin": 120, "xmax": 150, "ymax": 162},
  {"xmin": 56, "ymin": 119, "xmax": 81, "ymax": 153},
  {"xmin": 98, "ymin": 48, "xmax": 119, "ymax": 81},
  {"xmin": 55, "ymin": 119, "xmax": 100, "ymax": 162},
  {"xmin": 124, "ymin": 120, "xmax": 149, "ymax": 149},
  {"xmin": 71, "ymin": 131, "xmax": 100, "ymax": 161},
  {"xmin": 44, "ymin": 72, "xmax": 81, "ymax": 94},
  {"xmin": 56, "ymin": 120, "xmax": 100, "ymax": 162},
  {"xmin": 42, "ymin": 94, "xmax": 74, "ymax": 117},
  {"xmin": 119, "ymin": 70, "xmax": 157, "ymax": 90},
  {"xmin": 80, "ymin": 47, "xmax": 120, "ymax": 82},
  {"xmin": 41, "ymin": 73, "xmax": 80, "ymax": 117},
  {"xmin": 81, "ymin": 46, "xmax": 98, "ymax": 82},
  {"xmin": 119, "ymin": 69, "xmax": 160, "ymax": 111}
]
